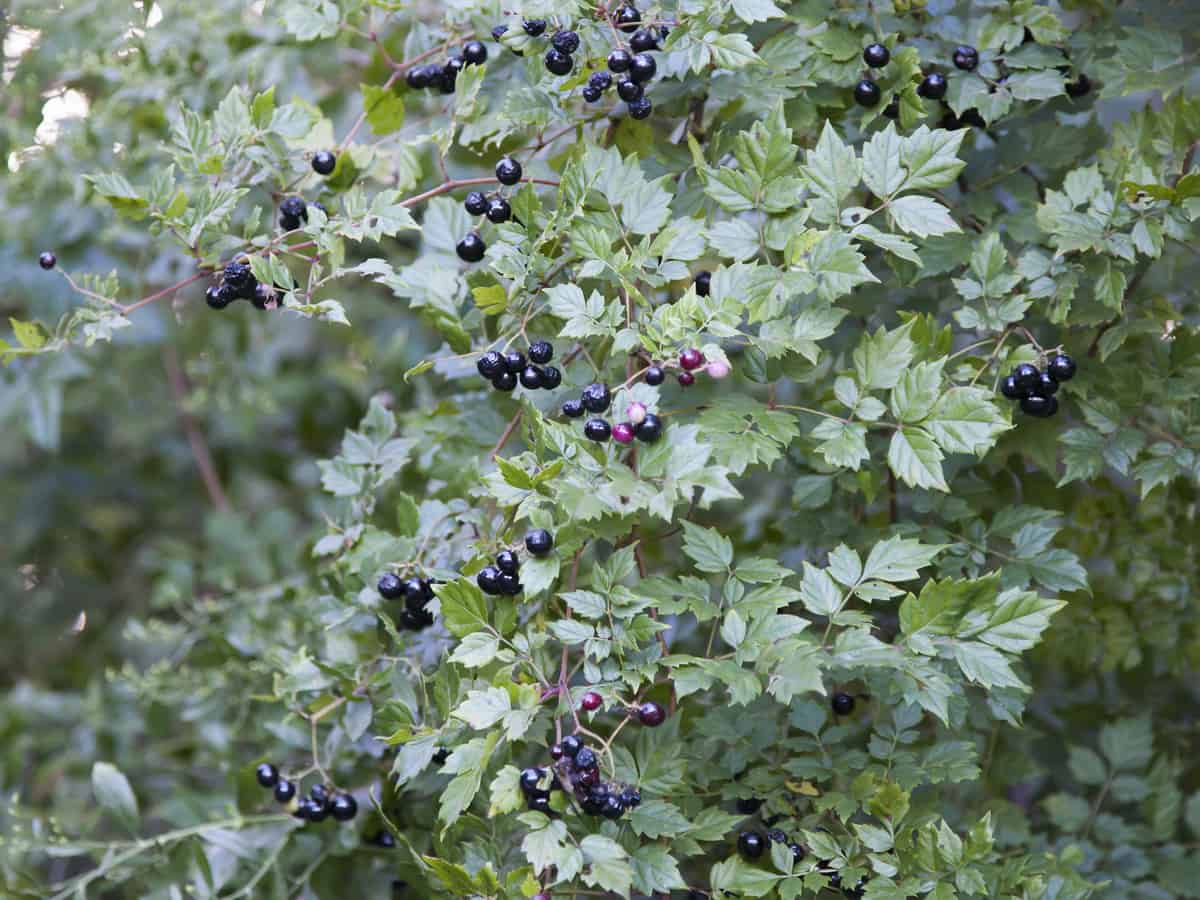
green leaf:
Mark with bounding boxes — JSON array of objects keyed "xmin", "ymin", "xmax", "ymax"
[
  {"xmin": 92, "ymin": 762, "xmax": 139, "ymax": 831},
  {"xmin": 887, "ymin": 428, "xmax": 949, "ymax": 492},
  {"xmin": 853, "ymin": 320, "xmax": 916, "ymax": 391},
  {"xmin": 1099, "ymin": 717, "xmax": 1154, "ymax": 772},
  {"xmin": 890, "ymin": 360, "xmax": 945, "ymax": 423},
  {"xmin": 436, "ymin": 580, "xmax": 490, "ymax": 638},
  {"xmin": 681, "ymin": 521, "xmax": 734, "ymax": 573},
  {"xmin": 361, "ymin": 83, "xmax": 405, "ymax": 135},
  {"xmin": 888, "ymin": 195, "xmax": 960, "ymax": 237}
]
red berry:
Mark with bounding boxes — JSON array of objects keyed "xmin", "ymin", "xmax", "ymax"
[
  {"xmin": 612, "ymin": 422, "xmax": 635, "ymax": 444},
  {"xmin": 677, "ymin": 371, "xmax": 695, "ymax": 387},
  {"xmin": 581, "ymin": 691, "xmax": 602, "ymax": 711},
  {"xmin": 679, "ymin": 348, "xmax": 705, "ymax": 370}
]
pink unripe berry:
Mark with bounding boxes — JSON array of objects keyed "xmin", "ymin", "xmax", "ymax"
[
  {"xmin": 627, "ymin": 401, "xmax": 647, "ymax": 425},
  {"xmin": 612, "ymin": 422, "xmax": 636, "ymax": 444},
  {"xmin": 677, "ymin": 371, "xmax": 696, "ymax": 387},
  {"xmin": 706, "ymin": 360, "xmax": 731, "ymax": 379},
  {"xmin": 679, "ymin": 348, "xmax": 705, "ymax": 371}
]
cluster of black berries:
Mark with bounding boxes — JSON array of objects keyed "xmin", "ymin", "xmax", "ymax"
[
  {"xmin": 206, "ymin": 257, "xmax": 274, "ymax": 310},
  {"xmin": 476, "ymin": 340, "xmax": 562, "ymax": 393},
  {"xmin": 561, "ymin": 382, "xmax": 663, "ymax": 445},
  {"xmin": 854, "ymin": 41, "xmax": 949, "ymax": 110},
  {"xmin": 255, "ymin": 764, "xmax": 357, "ymax": 823},
  {"xmin": 1000, "ymin": 353, "xmax": 1075, "ymax": 418},
  {"xmin": 737, "ymin": 827, "xmax": 806, "ymax": 864},
  {"xmin": 519, "ymin": 763, "xmax": 563, "ymax": 814},
  {"xmin": 279, "ymin": 195, "xmax": 310, "ymax": 231},
  {"xmin": 582, "ymin": 13, "xmax": 661, "ymax": 119},
  {"xmin": 457, "ymin": 157, "xmax": 525, "ymax": 263},
  {"xmin": 498, "ymin": 19, "xmax": 583, "ymax": 78},
  {"xmin": 550, "ymin": 735, "xmax": 642, "ymax": 821},
  {"xmin": 404, "ymin": 40, "xmax": 488, "ymax": 95},
  {"xmin": 477, "ymin": 529, "xmax": 555, "ymax": 596},
  {"xmin": 378, "ymin": 573, "xmax": 437, "ymax": 630}
]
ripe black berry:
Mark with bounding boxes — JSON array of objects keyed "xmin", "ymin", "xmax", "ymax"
[
  {"xmin": 519, "ymin": 365, "xmax": 544, "ymax": 389},
  {"xmin": 502, "ymin": 351, "xmax": 526, "ymax": 374},
  {"xmin": 456, "ymin": 232, "xmax": 486, "ymax": 263},
  {"xmin": 498, "ymin": 571, "xmax": 523, "ymax": 595},
  {"xmin": 223, "ymin": 260, "xmax": 256, "ymax": 295},
  {"xmin": 581, "ymin": 691, "xmax": 602, "ymax": 711},
  {"xmin": 1047, "ymin": 353, "xmax": 1076, "ymax": 381},
  {"xmin": 635, "ymin": 414, "xmax": 662, "ymax": 443},
  {"xmin": 331, "ymin": 793, "xmax": 358, "ymax": 821},
  {"xmin": 618, "ymin": 787, "xmax": 641, "ymax": 808},
  {"xmin": 738, "ymin": 830, "xmax": 766, "ymax": 859},
  {"xmin": 953, "ymin": 45, "xmax": 979, "ymax": 71},
  {"xmin": 766, "ymin": 828, "xmax": 787, "ymax": 844},
  {"xmin": 464, "ymin": 191, "xmax": 489, "ymax": 216},
  {"xmin": 378, "ymin": 573, "xmax": 404, "ymax": 599},
  {"xmin": 495, "ymin": 156, "xmax": 523, "ymax": 185},
  {"xmin": 831, "ymin": 692, "xmax": 855, "ymax": 715},
  {"xmin": 1000, "ymin": 375, "xmax": 1022, "ymax": 400},
  {"xmin": 789, "ymin": 842, "xmax": 805, "ymax": 861},
  {"xmin": 574, "ymin": 747, "xmax": 598, "ymax": 770},
  {"xmin": 526, "ymin": 529, "xmax": 554, "ymax": 557},
  {"xmin": 549, "ymin": 743, "xmax": 564, "ymax": 760},
  {"xmin": 694, "ymin": 270, "xmax": 712, "ymax": 296},
  {"xmin": 617, "ymin": 78, "xmax": 644, "ymax": 102},
  {"xmin": 560, "ymin": 735, "xmax": 583, "ymax": 757},
  {"xmin": 580, "ymin": 382, "xmax": 612, "ymax": 413},
  {"xmin": 403, "ymin": 578, "xmax": 428, "ymax": 610},
  {"xmin": 528, "ymin": 340, "xmax": 553, "ymax": 364},
  {"xmin": 551, "ymin": 30, "xmax": 580, "ymax": 54},
  {"xmin": 477, "ymin": 565, "xmax": 502, "ymax": 595},
  {"xmin": 588, "ymin": 71, "xmax": 613, "ymax": 92},
  {"xmin": 1012, "ymin": 363, "xmax": 1040, "ymax": 392},
  {"xmin": 312, "ymin": 150, "xmax": 336, "ymax": 175},
  {"xmin": 256, "ymin": 763, "xmax": 279, "ymax": 788},
  {"xmin": 918, "ymin": 72, "xmax": 949, "ymax": 100},
  {"xmin": 496, "ymin": 550, "xmax": 519, "ymax": 575},
  {"xmin": 629, "ymin": 53, "xmax": 657, "ymax": 83},
  {"xmin": 205, "ymin": 285, "xmax": 231, "ymax": 309},
  {"xmin": 406, "ymin": 64, "xmax": 434, "ymax": 90},
  {"xmin": 274, "ymin": 780, "xmax": 297, "ymax": 803},
  {"xmin": 38, "ymin": 251, "xmax": 57, "ymax": 270},
  {"xmin": 637, "ymin": 701, "xmax": 666, "ymax": 726},
  {"xmin": 492, "ymin": 371, "xmax": 518, "ymax": 392},
  {"xmin": 440, "ymin": 57, "xmax": 464, "ymax": 93},
  {"xmin": 854, "ymin": 78, "xmax": 882, "ymax": 107},
  {"xmin": 614, "ymin": 5, "xmax": 642, "ymax": 32},
  {"xmin": 279, "ymin": 195, "xmax": 308, "ymax": 230},
  {"xmin": 523, "ymin": 19, "xmax": 547, "ymax": 37},
  {"xmin": 736, "ymin": 797, "xmax": 763, "ymax": 814},
  {"xmin": 628, "ymin": 97, "xmax": 652, "ymax": 119},
  {"xmin": 520, "ymin": 767, "xmax": 544, "ymax": 792},
  {"xmin": 607, "ymin": 50, "xmax": 632, "ymax": 73},
  {"xmin": 863, "ymin": 43, "xmax": 890, "ymax": 68},
  {"xmin": 433, "ymin": 746, "xmax": 451, "ymax": 765},
  {"xmin": 883, "ymin": 97, "xmax": 900, "ymax": 119},
  {"xmin": 644, "ymin": 365, "xmax": 665, "ymax": 386},
  {"xmin": 491, "ymin": 25, "xmax": 508, "ymax": 42},
  {"xmin": 304, "ymin": 797, "xmax": 330, "ymax": 822},
  {"xmin": 583, "ymin": 85, "xmax": 603, "ymax": 103},
  {"xmin": 1020, "ymin": 394, "xmax": 1058, "ymax": 418},
  {"xmin": 541, "ymin": 366, "xmax": 562, "ymax": 389},
  {"xmin": 601, "ymin": 795, "xmax": 625, "ymax": 819},
  {"xmin": 584, "ymin": 418, "xmax": 612, "ymax": 441},
  {"xmin": 486, "ymin": 196, "xmax": 512, "ymax": 223},
  {"xmin": 1036, "ymin": 372, "xmax": 1059, "ymax": 396},
  {"xmin": 478, "ymin": 350, "xmax": 505, "ymax": 379},
  {"xmin": 562, "ymin": 398, "xmax": 585, "ymax": 418},
  {"xmin": 544, "ymin": 48, "xmax": 574, "ymax": 76},
  {"xmin": 630, "ymin": 28, "xmax": 659, "ymax": 52},
  {"xmin": 463, "ymin": 40, "xmax": 488, "ymax": 66},
  {"xmin": 1066, "ymin": 74, "xmax": 1091, "ymax": 98}
]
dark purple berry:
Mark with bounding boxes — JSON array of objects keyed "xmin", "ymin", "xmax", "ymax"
[
  {"xmin": 1020, "ymin": 394, "xmax": 1058, "ymax": 417},
  {"xmin": 525, "ymin": 529, "xmax": 554, "ymax": 557},
  {"xmin": 312, "ymin": 150, "xmax": 336, "ymax": 176},
  {"xmin": 456, "ymin": 232, "xmax": 486, "ymax": 263},
  {"xmin": 588, "ymin": 71, "xmax": 613, "ymax": 91},
  {"xmin": 1047, "ymin": 353, "xmax": 1076, "ymax": 381},
  {"xmin": 581, "ymin": 382, "xmax": 612, "ymax": 413},
  {"xmin": 38, "ymin": 251, "xmax": 57, "ymax": 270},
  {"xmin": 617, "ymin": 78, "xmax": 644, "ymax": 102},
  {"xmin": 1000, "ymin": 375, "xmax": 1022, "ymax": 399},
  {"xmin": 492, "ymin": 371, "xmax": 518, "ymax": 392},
  {"xmin": 486, "ymin": 196, "xmax": 512, "ymax": 223},
  {"xmin": 274, "ymin": 780, "xmax": 296, "ymax": 803},
  {"xmin": 463, "ymin": 41, "xmax": 488, "ymax": 66},
  {"xmin": 551, "ymin": 30, "xmax": 580, "ymax": 54},
  {"xmin": 540, "ymin": 365, "xmax": 562, "ymax": 389},
  {"xmin": 918, "ymin": 72, "xmax": 949, "ymax": 100},
  {"xmin": 628, "ymin": 97, "xmax": 652, "ymax": 119},
  {"xmin": 519, "ymin": 365, "xmax": 544, "ymax": 389},
  {"xmin": 694, "ymin": 270, "xmax": 712, "ymax": 296},
  {"xmin": 629, "ymin": 52, "xmax": 656, "ymax": 83},
  {"xmin": 495, "ymin": 156, "xmax": 523, "ymax": 186},
  {"xmin": 582, "ymin": 85, "xmax": 603, "ymax": 103},
  {"xmin": 491, "ymin": 25, "xmax": 508, "ymax": 42},
  {"xmin": 584, "ymin": 418, "xmax": 612, "ymax": 441},
  {"xmin": 331, "ymin": 793, "xmax": 358, "ymax": 821},
  {"xmin": 378, "ymin": 573, "xmax": 405, "ymax": 599},
  {"xmin": 831, "ymin": 692, "xmax": 855, "ymax": 715},
  {"xmin": 738, "ymin": 830, "xmax": 766, "ymax": 859},
  {"xmin": 863, "ymin": 43, "xmax": 890, "ymax": 68},
  {"xmin": 679, "ymin": 348, "xmax": 705, "ymax": 371},
  {"xmin": 854, "ymin": 78, "xmax": 882, "ymax": 107},
  {"xmin": 608, "ymin": 49, "xmax": 632, "ymax": 73},
  {"xmin": 644, "ymin": 365, "xmax": 665, "ymax": 386},
  {"xmin": 528, "ymin": 340, "xmax": 553, "ymax": 364},
  {"xmin": 563, "ymin": 398, "xmax": 585, "ymax": 418},
  {"xmin": 523, "ymin": 19, "xmax": 547, "ymax": 37},
  {"xmin": 614, "ymin": 5, "xmax": 642, "ymax": 32},
  {"xmin": 256, "ymin": 763, "xmax": 278, "ymax": 788},
  {"xmin": 544, "ymin": 48, "xmax": 574, "ymax": 76},
  {"xmin": 637, "ymin": 701, "xmax": 666, "ymax": 726},
  {"xmin": 581, "ymin": 691, "xmax": 602, "ymax": 711},
  {"xmin": 1012, "ymin": 363, "xmax": 1040, "ymax": 392},
  {"xmin": 635, "ymin": 413, "xmax": 662, "ymax": 443},
  {"xmin": 477, "ymin": 565, "xmax": 502, "ymax": 595},
  {"xmin": 560, "ymin": 735, "xmax": 583, "ymax": 757},
  {"xmin": 630, "ymin": 28, "xmax": 658, "ymax": 52},
  {"xmin": 465, "ymin": 191, "xmax": 489, "ymax": 216},
  {"xmin": 1036, "ymin": 371, "xmax": 1059, "ymax": 396},
  {"xmin": 677, "ymin": 371, "xmax": 695, "ymax": 387},
  {"xmin": 477, "ymin": 350, "xmax": 506, "ymax": 379},
  {"xmin": 953, "ymin": 45, "xmax": 979, "ymax": 71}
]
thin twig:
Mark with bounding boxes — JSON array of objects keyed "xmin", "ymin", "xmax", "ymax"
[{"xmin": 162, "ymin": 346, "xmax": 231, "ymax": 513}]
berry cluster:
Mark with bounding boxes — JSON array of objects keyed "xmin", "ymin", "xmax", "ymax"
[
  {"xmin": 206, "ymin": 258, "xmax": 273, "ymax": 310},
  {"xmin": 737, "ymin": 827, "xmax": 805, "ymax": 864},
  {"xmin": 475, "ymin": 340, "xmax": 561, "ymax": 392},
  {"xmin": 854, "ymin": 40, "xmax": 948, "ymax": 109},
  {"xmin": 476, "ymin": 529, "xmax": 555, "ymax": 596},
  {"xmin": 254, "ymin": 764, "xmax": 357, "ymax": 823},
  {"xmin": 457, "ymin": 157, "xmax": 526, "ymax": 263},
  {"xmin": 404, "ymin": 41, "xmax": 488, "ymax": 95},
  {"xmin": 561, "ymin": 382, "xmax": 662, "ymax": 445},
  {"xmin": 1000, "ymin": 353, "xmax": 1076, "ymax": 418},
  {"xmin": 499, "ymin": 19, "xmax": 584, "ymax": 78},
  {"xmin": 675, "ymin": 347, "xmax": 731, "ymax": 386},
  {"xmin": 549, "ymin": 735, "xmax": 641, "ymax": 820},
  {"xmin": 377, "ymin": 573, "xmax": 437, "ymax": 630},
  {"xmin": 279, "ymin": 195, "xmax": 309, "ymax": 231},
  {"xmin": 585, "ymin": 12, "xmax": 661, "ymax": 119}
]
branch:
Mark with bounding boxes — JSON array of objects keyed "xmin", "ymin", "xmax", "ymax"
[{"xmin": 162, "ymin": 346, "xmax": 231, "ymax": 513}]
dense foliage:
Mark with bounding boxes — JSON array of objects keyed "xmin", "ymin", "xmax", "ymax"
[{"xmin": 2, "ymin": 1, "xmax": 1199, "ymax": 898}]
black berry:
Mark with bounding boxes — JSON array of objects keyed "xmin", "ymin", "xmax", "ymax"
[
  {"xmin": 588, "ymin": 71, "xmax": 613, "ymax": 92},
  {"xmin": 635, "ymin": 413, "xmax": 663, "ymax": 443},
  {"xmin": 1047, "ymin": 353, "xmax": 1076, "ymax": 381},
  {"xmin": 1036, "ymin": 371, "xmax": 1059, "ymax": 396},
  {"xmin": 601, "ymin": 795, "xmax": 625, "ymax": 819},
  {"xmin": 274, "ymin": 780, "xmax": 297, "ymax": 803},
  {"xmin": 863, "ymin": 43, "xmax": 890, "ymax": 68},
  {"xmin": 486, "ymin": 196, "xmax": 512, "ymax": 223},
  {"xmin": 205, "ymin": 285, "xmax": 231, "ymax": 310},
  {"xmin": 693, "ymin": 270, "xmax": 712, "ymax": 296},
  {"xmin": 223, "ymin": 260, "xmax": 256, "ymax": 296},
  {"xmin": 463, "ymin": 41, "xmax": 488, "ymax": 66},
  {"xmin": 496, "ymin": 551, "xmax": 519, "ymax": 575},
  {"xmin": 526, "ymin": 528, "xmax": 554, "ymax": 557},
  {"xmin": 581, "ymin": 382, "xmax": 612, "ymax": 413},
  {"xmin": 854, "ymin": 78, "xmax": 882, "ymax": 107},
  {"xmin": 637, "ymin": 701, "xmax": 666, "ymax": 726},
  {"xmin": 766, "ymin": 828, "xmax": 787, "ymax": 844},
  {"xmin": 629, "ymin": 52, "xmax": 656, "ymax": 83},
  {"xmin": 492, "ymin": 371, "xmax": 518, "ymax": 392},
  {"xmin": 1000, "ymin": 375, "xmax": 1022, "ymax": 400},
  {"xmin": 628, "ymin": 97, "xmax": 652, "ymax": 119},
  {"xmin": 378, "ymin": 573, "xmax": 405, "ymax": 599},
  {"xmin": 614, "ymin": 5, "xmax": 642, "ymax": 32},
  {"xmin": 584, "ymin": 418, "xmax": 612, "ymax": 441},
  {"xmin": 630, "ymin": 28, "xmax": 659, "ymax": 52},
  {"xmin": 477, "ymin": 565, "xmax": 502, "ymax": 595},
  {"xmin": 541, "ymin": 366, "xmax": 562, "ymax": 389},
  {"xmin": 523, "ymin": 19, "xmax": 547, "ymax": 37},
  {"xmin": 607, "ymin": 49, "xmax": 632, "ymax": 73},
  {"xmin": 331, "ymin": 793, "xmax": 358, "ymax": 821},
  {"xmin": 256, "ymin": 763, "xmax": 279, "ymax": 788},
  {"xmin": 406, "ymin": 64, "xmax": 435, "ymax": 90},
  {"xmin": 456, "ymin": 232, "xmax": 486, "ymax": 263},
  {"xmin": 519, "ymin": 365, "xmax": 544, "ymax": 389},
  {"xmin": 402, "ymin": 578, "xmax": 428, "ymax": 610},
  {"xmin": 440, "ymin": 57, "xmax": 464, "ymax": 94},
  {"xmin": 279, "ymin": 195, "xmax": 308, "ymax": 230},
  {"xmin": 738, "ymin": 830, "xmax": 766, "ymax": 859},
  {"xmin": 918, "ymin": 72, "xmax": 949, "ymax": 100},
  {"xmin": 464, "ymin": 191, "xmax": 489, "ymax": 216},
  {"xmin": 562, "ymin": 398, "xmax": 585, "ymax": 418},
  {"xmin": 544, "ymin": 48, "xmax": 574, "ymax": 76},
  {"xmin": 644, "ymin": 365, "xmax": 665, "ymax": 386},
  {"xmin": 617, "ymin": 78, "xmax": 644, "ymax": 102},
  {"xmin": 478, "ymin": 350, "xmax": 506, "ymax": 379},
  {"xmin": 520, "ymin": 767, "xmax": 544, "ymax": 792},
  {"xmin": 583, "ymin": 85, "xmax": 603, "ymax": 103},
  {"xmin": 1020, "ymin": 394, "xmax": 1058, "ymax": 418},
  {"xmin": 433, "ymin": 746, "xmax": 451, "ymax": 765},
  {"xmin": 1066, "ymin": 74, "xmax": 1092, "ymax": 98},
  {"xmin": 618, "ymin": 787, "xmax": 641, "ymax": 808},
  {"xmin": 38, "ymin": 251, "xmax": 57, "ymax": 270},
  {"xmin": 312, "ymin": 150, "xmax": 336, "ymax": 175},
  {"xmin": 574, "ymin": 748, "xmax": 598, "ymax": 772},
  {"xmin": 883, "ymin": 97, "xmax": 900, "ymax": 119},
  {"xmin": 491, "ymin": 25, "xmax": 508, "ymax": 42},
  {"xmin": 495, "ymin": 156, "xmax": 523, "ymax": 186},
  {"xmin": 953, "ymin": 45, "xmax": 979, "ymax": 71},
  {"xmin": 831, "ymin": 692, "xmax": 855, "ymax": 715},
  {"xmin": 528, "ymin": 340, "xmax": 554, "ymax": 364},
  {"xmin": 1012, "ymin": 363, "xmax": 1040, "ymax": 392},
  {"xmin": 560, "ymin": 735, "xmax": 583, "ymax": 757},
  {"xmin": 789, "ymin": 842, "xmax": 805, "ymax": 861},
  {"xmin": 504, "ymin": 351, "xmax": 527, "ymax": 373},
  {"xmin": 551, "ymin": 30, "xmax": 580, "ymax": 54}
]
